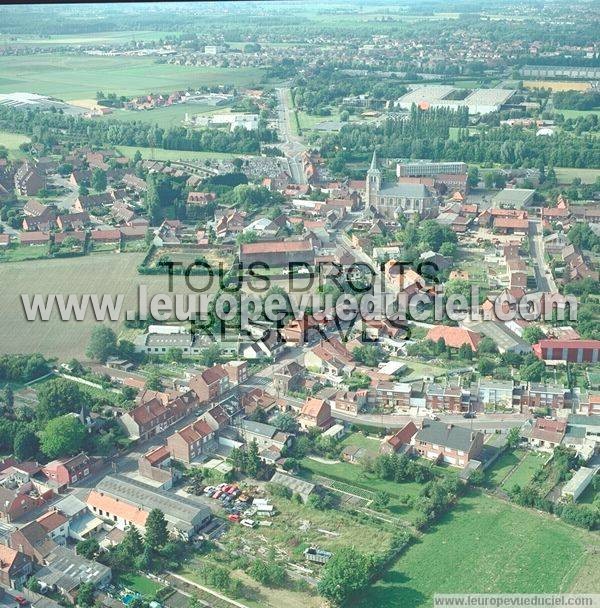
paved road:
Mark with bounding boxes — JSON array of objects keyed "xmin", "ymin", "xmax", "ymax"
[
  {"xmin": 275, "ymin": 86, "xmax": 307, "ymax": 185},
  {"xmin": 529, "ymin": 219, "xmax": 557, "ymax": 292}
]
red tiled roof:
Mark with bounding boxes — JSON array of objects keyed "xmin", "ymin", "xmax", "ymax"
[
  {"xmin": 87, "ymin": 490, "xmax": 148, "ymax": 526},
  {"xmin": 36, "ymin": 509, "xmax": 68, "ymax": 531},
  {"xmin": 426, "ymin": 326, "xmax": 481, "ymax": 351},
  {"xmin": 301, "ymin": 398, "xmax": 328, "ymax": 418},
  {"xmin": 494, "ymin": 217, "xmax": 529, "ymax": 229},
  {"xmin": 240, "ymin": 240, "xmax": 312, "ymax": 254}
]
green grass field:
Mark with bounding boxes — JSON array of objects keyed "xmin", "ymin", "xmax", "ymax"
[
  {"xmin": 556, "ymin": 109, "xmax": 600, "ymax": 119},
  {"xmin": 354, "ymin": 491, "xmax": 599, "ymax": 607},
  {"xmin": 117, "ymin": 572, "xmax": 162, "ymax": 598},
  {"xmin": 115, "ymin": 145, "xmax": 239, "ymax": 162},
  {"xmin": 554, "ymin": 167, "xmax": 600, "ymax": 184},
  {"xmin": 299, "ymin": 456, "xmax": 423, "ymax": 521},
  {"xmin": 501, "ymin": 451, "xmax": 547, "ymax": 491},
  {"xmin": 0, "ymin": 130, "xmax": 31, "ymax": 159},
  {"xmin": 0, "ymin": 54, "xmax": 265, "ymax": 100},
  {"xmin": 483, "ymin": 449, "xmax": 524, "ymax": 488}
]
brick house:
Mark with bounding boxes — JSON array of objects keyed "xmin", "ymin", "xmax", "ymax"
[
  {"xmin": 425, "ymin": 326, "xmax": 481, "ymax": 352},
  {"xmin": 529, "ymin": 418, "xmax": 567, "ymax": 451},
  {"xmin": 189, "ymin": 366, "xmax": 229, "ymax": 404},
  {"xmin": 299, "ymin": 398, "xmax": 334, "ymax": 431},
  {"xmin": 523, "ymin": 383, "xmax": 570, "ymax": 413},
  {"xmin": 167, "ymin": 419, "xmax": 216, "ymax": 464},
  {"xmin": 273, "ymin": 360, "xmax": 305, "ymax": 395},
  {"xmin": 414, "ymin": 420, "xmax": 484, "ymax": 467},
  {"xmin": 375, "ymin": 382, "xmax": 412, "ymax": 413},
  {"xmin": 199, "ymin": 404, "xmax": 230, "ymax": 432},
  {"xmin": 0, "ymin": 487, "xmax": 43, "ymax": 523},
  {"xmin": 0, "ymin": 545, "xmax": 32, "ymax": 588},
  {"xmin": 41, "ymin": 453, "xmax": 101, "ymax": 491},
  {"xmin": 119, "ymin": 391, "xmax": 197, "ymax": 440},
  {"xmin": 223, "ymin": 360, "xmax": 248, "ymax": 386},
  {"xmin": 9, "ymin": 521, "xmax": 57, "ymax": 565},
  {"xmin": 332, "ymin": 389, "xmax": 368, "ymax": 415},
  {"xmin": 380, "ymin": 421, "xmax": 418, "ymax": 455},
  {"xmin": 425, "ymin": 383, "xmax": 465, "ymax": 412}
]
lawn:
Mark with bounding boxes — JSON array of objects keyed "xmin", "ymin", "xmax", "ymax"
[
  {"xmin": 0, "ymin": 54, "xmax": 265, "ymax": 100},
  {"xmin": 117, "ymin": 572, "xmax": 162, "ymax": 598},
  {"xmin": 354, "ymin": 491, "xmax": 599, "ymax": 607},
  {"xmin": 501, "ymin": 451, "xmax": 547, "ymax": 491},
  {"xmin": 299, "ymin": 457, "xmax": 424, "ymax": 522},
  {"xmin": 0, "ymin": 130, "xmax": 31, "ymax": 159},
  {"xmin": 483, "ymin": 449, "xmax": 524, "ymax": 488},
  {"xmin": 340, "ymin": 431, "xmax": 382, "ymax": 451},
  {"xmin": 116, "ymin": 145, "xmax": 240, "ymax": 162}
]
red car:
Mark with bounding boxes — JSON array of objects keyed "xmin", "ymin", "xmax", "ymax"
[
  {"xmin": 15, "ymin": 597, "xmax": 28, "ymax": 606},
  {"xmin": 227, "ymin": 514, "xmax": 240, "ymax": 522}
]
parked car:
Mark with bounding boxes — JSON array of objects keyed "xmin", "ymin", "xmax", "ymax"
[
  {"xmin": 228, "ymin": 514, "xmax": 240, "ymax": 522},
  {"xmin": 213, "ymin": 491, "xmax": 222, "ymax": 499},
  {"xmin": 463, "ymin": 412, "xmax": 476, "ymax": 419},
  {"xmin": 15, "ymin": 597, "xmax": 29, "ymax": 606}
]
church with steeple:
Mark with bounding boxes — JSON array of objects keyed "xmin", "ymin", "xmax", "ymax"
[{"xmin": 365, "ymin": 150, "xmax": 435, "ymax": 220}]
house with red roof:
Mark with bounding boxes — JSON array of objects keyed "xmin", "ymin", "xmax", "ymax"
[
  {"xmin": 299, "ymin": 398, "xmax": 333, "ymax": 431},
  {"xmin": 189, "ymin": 365, "xmax": 229, "ymax": 404},
  {"xmin": 119, "ymin": 390, "xmax": 198, "ymax": 440},
  {"xmin": 167, "ymin": 419, "xmax": 216, "ymax": 464},
  {"xmin": 0, "ymin": 545, "xmax": 32, "ymax": 588},
  {"xmin": 426, "ymin": 325, "xmax": 481, "ymax": 351},
  {"xmin": 304, "ymin": 337, "xmax": 355, "ymax": 377},
  {"xmin": 380, "ymin": 421, "xmax": 418, "ymax": 455},
  {"xmin": 529, "ymin": 418, "xmax": 567, "ymax": 451},
  {"xmin": 41, "ymin": 453, "xmax": 102, "ymax": 491}
]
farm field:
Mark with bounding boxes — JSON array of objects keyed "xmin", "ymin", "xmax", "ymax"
[
  {"xmin": 354, "ymin": 491, "xmax": 600, "ymax": 607},
  {"xmin": 0, "ymin": 55, "xmax": 265, "ymax": 100},
  {"xmin": 0, "ymin": 31, "xmax": 175, "ymax": 45},
  {"xmin": 115, "ymin": 145, "xmax": 240, "ymax": 162},
  {"xmin": 0, "ymin": 129, "xmax": 31, "ymax": 158},
  {"xmin": 501, "ymin": 451, "xmax": 548, "ymax": 491},
  {"xmin": 0, "ymin": 252, "xmax": 221, "ymax": 359}
]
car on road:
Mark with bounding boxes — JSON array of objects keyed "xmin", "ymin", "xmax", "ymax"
[
  {"xmin": 463, "ymin": 412, "xmax": 476, "ymax": 419},
  {"xmin": 15, "ymin": 597, "xmax": 29, "ymax": 606}
]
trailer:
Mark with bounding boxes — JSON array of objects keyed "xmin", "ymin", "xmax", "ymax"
[{"xmin": 304, "ymin": 547, "xmax": 333, "ymax": 564}]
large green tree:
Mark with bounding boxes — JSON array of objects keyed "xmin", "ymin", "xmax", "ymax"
[
  {"xmin": 86, "ymin": 326, "xmax": 118, "ymax": 362},
  {"xmin": 13, "ymin": 428, "xmax": 39, "ymax": 461},
  {"xmin": 40, "ymin": 416, "xmax": 87, "ymax": 459},
  {"xmin": 317, "ymin": 547, "xmax": 373, "ymax": 606},
  {"xmin": 145, "ymin": 509, "xmax": 169, "ymax": 550},
  {"xmin": 36, "ymin": 378, "xmax": 84, "ymax": 421}
]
